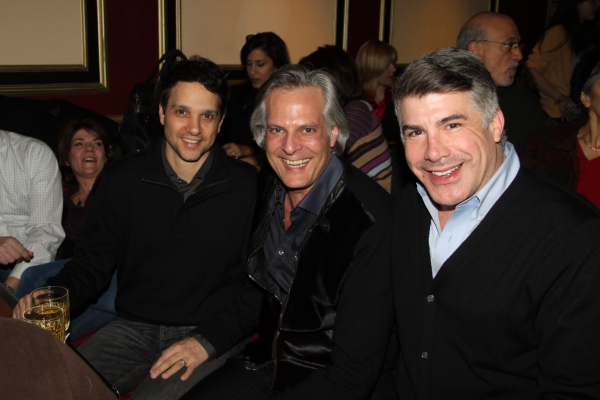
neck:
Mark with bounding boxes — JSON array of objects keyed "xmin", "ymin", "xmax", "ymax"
[
  {"xmin": 76, "ymin": 177, "xmax": 96, "ymax": 191},
  {"xmin": 166, "ymin": 150, "xmax": 208, "ymax": 183},
  {"xmin": 374, "ymin": 85, "xmax": 387, "ymax": 103}
]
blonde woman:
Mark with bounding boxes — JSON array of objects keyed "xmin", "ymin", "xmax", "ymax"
[{"xmin": 356, "ymin": 40, "xmax": 398, "ymax": 121}]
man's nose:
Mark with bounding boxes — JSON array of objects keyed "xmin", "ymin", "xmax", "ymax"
[
  {"xmin": 424, "ymin": 134, "xmax": 450, "ymax": 163},
  {"xmin": 281, "ymin": 132, "xmax": 301, "ymax": 154},
  {"xmin": 188, "ymin": 118, "xmax": 201, "ymax": 135}
]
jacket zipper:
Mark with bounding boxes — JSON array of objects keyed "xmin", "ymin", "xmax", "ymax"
[{"xmin": 141, "ymin": 177, "xmax": 230, "ymax": 202}]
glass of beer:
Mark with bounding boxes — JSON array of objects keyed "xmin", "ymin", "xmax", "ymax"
[
  {"xmin": 23, "ymin": 304, "xmax": 66, "ymax": 342},
  {"xmin": 31, "ymin": 286, "xmax": 70, "ymax": 331}
]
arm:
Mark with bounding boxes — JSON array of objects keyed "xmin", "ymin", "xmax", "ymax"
[
  {"xmin": 529, "ymin": 68, "xmax": 569, "ymax": 120},
  {"xmin": 45, "ymin": 171, "xmax": 121, "ymax": 314},
  {"xmin": 6, "ymin": 142, "xmax": 64, "ymax": 287},
  {"xmin": 273, "ymin": 216, "xmax": 395, "ymax": 400}
]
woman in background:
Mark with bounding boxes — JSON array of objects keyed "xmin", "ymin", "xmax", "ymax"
[
  {"xmin": 355, "ymin": 40, "xmax": 398, "ymax": 122},
  {"xmin": 524, "ymin": 47, "xmax": 600, "ymax": 209},
  {"xmin": 526, "ymin": 0, "xmax": 600, "ymax": 121},
  {"xmin": 299, "ymin": 45, "xmax": 392, "ymax": 193},
  {"xmin": 15, "ymin": 119, "xmax": 117, "ymax": 340},
  {"xmin": 218, "ymin": 32, "xmax": 289, "ymax": 167}
]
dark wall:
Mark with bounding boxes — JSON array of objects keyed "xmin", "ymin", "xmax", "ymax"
[
  {"xmin": 11, "ymin": 0, "xmax": 159, "ymax": 116},
  {"xmin": 498, "ymin": 0, "xmax": 548, "ymax": 58},
  {"xmin": 347, "ymin": 0, "xmax": 382, "ymax": 59},
  {"xmin": 6, "ymin": 0, "xmax": 550, "ymax": 117}
]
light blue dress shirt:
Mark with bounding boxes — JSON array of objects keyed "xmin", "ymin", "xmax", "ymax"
[{"xmin": 417, "ymin": 142, "xmax": 520, "ymax": 278}]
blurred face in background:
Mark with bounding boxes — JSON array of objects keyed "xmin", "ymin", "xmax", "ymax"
[
  {"xmin": 377, "ymin": 62, "xmax": 397, "ymax": 87},
  {"xmin": 68, "ymin": 129, "xmax": 106, "ymax": 181},
  {"xmin": 578, "ymin": 0, "xmax": 600, "ymax": 21},
  {"xmin": 471, "ymin": 16, "xmax": 523, "ymax": 86},
  {"xmin": 247, "ymin": 48, "xmax": 278, "ymax": 89}
]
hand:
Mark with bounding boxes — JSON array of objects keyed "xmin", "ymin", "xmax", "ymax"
[
  {"xmin": 149, "ymin": 337, "xmax": 209, "ymax": 381},
  {"xmin": 12, "ymin": 293, "xmax": 32, "ymax": 320},
  {"xmin": 222, "ymin": 143, "xmax": 254, "ymax": 158},
  {"xmin": 557, "ymin": 97, "xmax": 570, "ymax": 122},
  {"xmin": 0, "ymin": 237, "xmax": 33, "ymax": 265}
]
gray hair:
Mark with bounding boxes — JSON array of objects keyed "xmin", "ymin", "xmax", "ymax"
[
  {"xmin": 250, "ymin": 65, "xmax": 349, "ymax": 155},
  {"xmin": 393, "ymin": 48, "xmax": 505, "ymax": 147},
  {"xmin": 456, "ymin": 20, "xmax": 486, "ymax": 50}
]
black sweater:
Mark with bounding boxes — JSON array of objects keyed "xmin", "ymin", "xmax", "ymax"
[
  {"xmin": 393, "ymin": 168, "xmax": 600, "ymax": 399},
  {"xmin": 48, "ymin": 139, "xmax": 257, "ymax": 331}
]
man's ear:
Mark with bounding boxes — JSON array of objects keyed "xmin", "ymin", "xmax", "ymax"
[
  {"xmin": 468, "ymin": 41, "xmax": 483, "ymax": 58},
  {"xmin": 217, "ymin": 111, "xmax": 226, "ymax": 133},
  {"xmin": 330, "ymin": 126, "xmax": 339, "ymax": 149},
  {"xmin": 159, "ymin": 105, "xmax": 165, "ymax": 126},
  {"xmin": 490, "ymin": 108, "xmax": 505, "ymax": 144},
  {"xmin": 581, "ymin": 92, "xmax": 592, "ymax": 109}
]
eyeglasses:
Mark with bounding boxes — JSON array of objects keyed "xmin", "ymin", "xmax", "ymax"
[{"xmin": 476, "ymin": 40, "xmax": 523, "ymax": 54}]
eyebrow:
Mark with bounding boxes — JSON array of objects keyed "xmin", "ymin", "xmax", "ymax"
[
  {"xmin": 402, "ymin": 113, "xmax": 467, "ymax": 133},
  {"xmin": 170, "ymin": 104, "xmax": 219, "ymax": 115}
]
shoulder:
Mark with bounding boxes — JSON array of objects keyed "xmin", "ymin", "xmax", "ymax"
[
  {"xmin": 510, "ymin": 168, "xmax": 600, "ymax": 222},
  {"xmin": 1, "ymin": 130, "xmax": 54, "ymax": 157},
  {"xmin": 343, "ymin": 162, "xmax": 392, "ymax": 221},
  {"xmin": 344, "ymin": 99, "xmax": 372, "ymax": 115}
]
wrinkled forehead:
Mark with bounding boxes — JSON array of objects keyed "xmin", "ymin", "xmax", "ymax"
[{"xmin": 484, "ymin": 18, "xmax": 521, "ymax": 42}]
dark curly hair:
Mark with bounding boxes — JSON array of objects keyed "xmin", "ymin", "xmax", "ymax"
[
  {"xmin": 57, "ymin": 119, "xmax": 115, "ymax": 186},
  {"xmin": 158, "ymin": 55, "xmax": 228, "ymax": 117}
]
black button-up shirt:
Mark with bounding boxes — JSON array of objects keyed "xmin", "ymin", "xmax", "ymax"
[
  {"xmin": 264, "ymin": 156, "xmax": 344, "ymax": 302},
  {"xmin": 161, "ymin": 139, "xmax": 214, "ymax": 199}
]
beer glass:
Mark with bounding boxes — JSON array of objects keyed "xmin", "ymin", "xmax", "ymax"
[
  {"xmin": 23, "ymin": 304, "xmax": 66, "ymax": 342},
  {"xmin": 31, "ymin": 286, "xmax": 70, "ymax": 331}
]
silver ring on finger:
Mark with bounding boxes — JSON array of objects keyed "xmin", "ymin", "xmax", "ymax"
[{"xmin": 180, "ymin": 359, "xmax": 187, "ymax": 367}]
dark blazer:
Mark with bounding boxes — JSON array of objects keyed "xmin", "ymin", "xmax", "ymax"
[
  {"xmin": 48, "ymin": 138, "xmax": 257, "ymax": 331},
  {"xmin": 200, "ymin": 161, "xmax": 396, "ymax": 399},
  {"xmin": 393, "ymin": 168, "xmax": 600, "ymax": 399}
]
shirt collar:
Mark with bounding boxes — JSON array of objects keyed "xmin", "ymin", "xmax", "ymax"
[
  {"xmin": 417, "ymin": 141, "xmax": 520, "ymax": 229},
  {"xmin": 276, "ymin": 155, "xmax": 344, "ymax": 216},
  {"xmin": 161, "ymin": 138, "xmax": 214, "ymax": 185}
]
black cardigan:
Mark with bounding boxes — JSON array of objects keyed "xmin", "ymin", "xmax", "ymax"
[
  {"xmin": 393, "ymin": 168, "xmax": 600, "ymax": 399},
  {"xmin": 48, "ymin": 139, "xmax": 257, "ymax": 331}
]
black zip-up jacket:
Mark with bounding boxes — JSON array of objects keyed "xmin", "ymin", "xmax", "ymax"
[
  {"xmin": 198, "ymin": 161, "xmax": 397, "ymax": 399},
  {"xmin": 48, "ymin": 139, "xmax": 257, "ymax": 330}
]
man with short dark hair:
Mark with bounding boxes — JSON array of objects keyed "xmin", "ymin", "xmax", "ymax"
[
  {"xmin": 392, "ymin": 47, "xmax": 600, "ymax": 398},
  {"xmin": 14, "ymin": 56, "xmax": 257, "ymax": 399},
  {"xmin": 457, "ymin": 12, "xmax": 546, "ymax": 154},
  {"xmin": 173, "ymin": 66, "xmax": 396, "ymax": 399}
]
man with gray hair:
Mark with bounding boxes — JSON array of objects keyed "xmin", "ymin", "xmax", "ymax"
[
  {"xmin": 178, "ymin": 65, "xmax": 396, "ymax": 399},
  {"xmin": 392, "ymin": 47, "xmax": 600, "ymax": 398},
  {"xmin": 457, "ymin": 11, "xmax": 545, "ymax": 154}
]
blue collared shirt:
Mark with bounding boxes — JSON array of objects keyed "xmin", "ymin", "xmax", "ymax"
[{"xmin": 417, "ymin": 142, "xmax": 520, "ymax": 278}]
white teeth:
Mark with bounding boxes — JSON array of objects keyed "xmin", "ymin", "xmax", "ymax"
[
  {"xmin": 431, "ymin": 165, "xmax": 460, "ymax": 177},
  {"xmin": 83, "ymin": 158, "xmax": 95, "ymax": 161},
  {"xmin": 182, "ymin": 138, "xmax": 200, "ymax": 144},
  {"xmin": 283, "ymin": 158, "xmax": 309, "ymax": 167}
]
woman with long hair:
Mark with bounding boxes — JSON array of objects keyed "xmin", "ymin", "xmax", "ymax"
[
  {"xmin": 299, "ymin": 45, "xmax": 393, "ymax": 193},
  {"xmin": 526, "ymin": 0, "xmax": 600, "ymax": 121},
  {"xmin": 355, "ymin": 40, "xmax": 398, "ymax": 122}
]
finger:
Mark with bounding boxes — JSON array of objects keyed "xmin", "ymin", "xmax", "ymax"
[{"xmin": 160, "ymin": 356, "xmax": 186, "ymax": 379}]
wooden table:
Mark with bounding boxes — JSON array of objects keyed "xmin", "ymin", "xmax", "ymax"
[{"xmin": 0, "ymin": 297, "xmax": 13, "ymax": 317}]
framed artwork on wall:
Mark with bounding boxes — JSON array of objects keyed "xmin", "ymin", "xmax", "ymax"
[
  {"xmin": 160, "ymin": 0, "xmax": 347, "ymax": 81},
  {"xmin": 0, "ymin": 0, "xmax": 108, "ymax": 94}
]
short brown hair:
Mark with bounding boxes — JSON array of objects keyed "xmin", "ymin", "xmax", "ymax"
[{"xmin": 57, "ymin": 119, "xmax": 115, "ymax": 186}]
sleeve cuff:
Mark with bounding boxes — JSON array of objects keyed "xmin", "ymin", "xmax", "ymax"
[{"xmin": 190, "ymin": 333, "xmax": 218, "ymax": 360}]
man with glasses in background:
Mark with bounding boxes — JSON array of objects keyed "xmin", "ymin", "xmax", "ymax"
[{"xmin": 457, "ymin": 12, "xmax": 546, "ymax": 155}]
